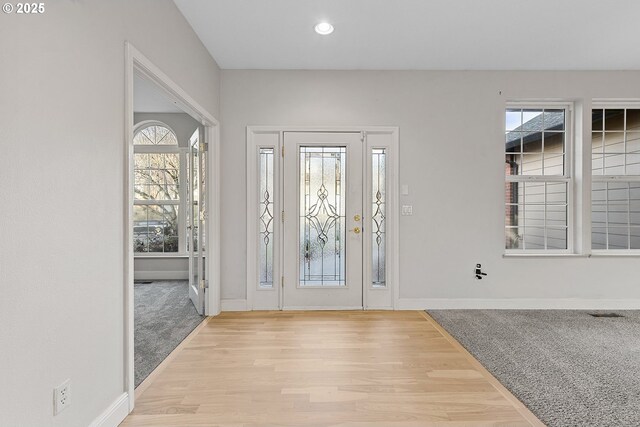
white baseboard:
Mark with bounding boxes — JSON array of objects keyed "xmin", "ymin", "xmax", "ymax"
[
  {"xmin": 222, "ymin": 298, "xmax": 640, "ymax": 311},
  {"xmin": 283, "ymin": 306, "xmax": 364, "ymax": 310},
  {"xmin": 399, "ymin": 298, "xmax": 640, "ymax": 310},
  {"xmin": 134, "ymin": 271, "xmax": 188, "ymax": 281},
  {"xmin": 88, "ymin": 392, "xmax": 129, "ymax": 427},
  {"xmin": 221, "ymin": 298, "xmax": 248, "ymax": 311}
]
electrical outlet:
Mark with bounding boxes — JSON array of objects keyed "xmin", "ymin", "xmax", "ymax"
[{"xmin": 54, "ymin": 379, "xmax": 71, "ymax": 415}]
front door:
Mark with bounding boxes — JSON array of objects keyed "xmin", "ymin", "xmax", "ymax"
[{"xmin": 283, "ymin": 132, "xmax": 364, "ymax": 309}]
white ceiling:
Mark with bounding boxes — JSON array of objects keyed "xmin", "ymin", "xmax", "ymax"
[
  {"xmin": 174, "ymin": 0, "xmax": 640, "ymax": 70},
  {"xmin": 134, "ymin": 75, "xmax": 184, "ymax": 113}
]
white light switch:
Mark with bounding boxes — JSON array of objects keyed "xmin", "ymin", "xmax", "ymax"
[
  {"xmin": 402, "ymin": 205, "xmax": 413, "ymax": 216},
  {"xmin": 401, "ymin": 184, "xmax": 409, "ymax": 195}
]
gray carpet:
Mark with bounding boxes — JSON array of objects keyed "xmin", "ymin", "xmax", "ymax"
[
  {"xmin": 428, "ymin": 310, "xmax": 640, "ymax": 427},
  {"xmin": 135, "ymin": 280, "xmax": 204, "ymax": 387}
]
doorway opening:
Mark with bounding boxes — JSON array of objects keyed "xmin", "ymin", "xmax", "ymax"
[
  {"xmin": 125, "ymin": 43, "xmax": 220, "ymax": 410},
  {"xmin": 246, "ymin": 127, "xmax": 399, "ymax": 311},
  {"xmin": 131, "ymin": 80, "xmax": 206, "ymax": 386}
]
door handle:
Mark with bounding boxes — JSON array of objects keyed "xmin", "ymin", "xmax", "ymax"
[{"xmin": 349, "ymin": 227, "xmax": 361, "ymax": 234}]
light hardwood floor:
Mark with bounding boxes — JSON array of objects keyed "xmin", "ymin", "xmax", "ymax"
[{"xmin": 121, "ymin": 311, "xmax": 544, "ymax": 427}]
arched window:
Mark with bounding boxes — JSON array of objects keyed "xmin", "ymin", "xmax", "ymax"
[
  {"xmin": 133, "ymin": 123, "xmax": 181, "ymax": 254},
  {"xmin": 134, "ymin": 124, "xmax": 179, "ymax": 145}
]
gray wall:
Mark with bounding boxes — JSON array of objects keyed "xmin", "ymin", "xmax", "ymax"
[
  {"xmin": 0, "ymin": 1, "xmax": 220, "ymax": 426},
  {"xmin": 220, "ymin": 70, "xmax": 640, "ymax": 304}
]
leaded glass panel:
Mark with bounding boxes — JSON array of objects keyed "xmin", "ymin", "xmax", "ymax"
[
  {"xmin": 372, "ymin": 148, "xmax": 386, "ymax": 288},
  {"xmin": 259, "ymin": 148, "xmax": 274, "ymax": 288},
  {"xmin": 299, "ymin": 146, "xmax": 346, "ymax": 287}
]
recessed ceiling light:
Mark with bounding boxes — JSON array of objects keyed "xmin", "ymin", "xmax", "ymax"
[{"xmin": 314, "ymin": 22, "xmax": 334, "ymax": 35}]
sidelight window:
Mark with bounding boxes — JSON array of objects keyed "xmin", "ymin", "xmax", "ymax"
[
  {"xmin": 371, "ymin": 148, "xmax": 386, "ymax": 287},
  {"xmin": 258, "ymin": 148, "xmax": 275, "ymax": 288}
]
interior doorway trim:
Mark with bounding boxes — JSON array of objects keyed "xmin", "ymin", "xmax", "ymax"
[
  {"xmin": 246, "ymin": 126, "xmax": 400, "ymax": 311},
  {"xmin": 124, "ymin": 42, "xmax": 221, "ymax": 412}
]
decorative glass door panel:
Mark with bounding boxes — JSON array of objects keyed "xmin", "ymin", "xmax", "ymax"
[
  {"xmin": 283, "ymin": 133, "xmax": 363, "ymax": 309},
  {"xmin": 299, "ymin": 147, "xmax": 346, "ymax": 287}
]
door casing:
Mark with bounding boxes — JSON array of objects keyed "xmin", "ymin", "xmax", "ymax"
[{"xmin": 124, "ymin": 42, "xmax": 221, "ymax": 411}]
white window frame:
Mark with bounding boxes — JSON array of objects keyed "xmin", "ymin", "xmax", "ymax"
[
  {"xmin": 133, "ymin": 121, "xmax": 188, "ymax": 257},
  {"xmin": 504, "ymin": 102, "xmax": 574, "ymax": 255},
  {"xmin": 364, "ymin": 132, "xmax": 396, "ymax": 300},
  {"xmin": 591, "ymin": 101, "xmax": 640, "ymax": 254},
  {"xmin": 246, "ymin": 129, "xmax": 282, "ymax": 310}
]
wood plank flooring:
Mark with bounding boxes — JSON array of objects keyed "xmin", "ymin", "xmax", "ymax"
[{"xmin": 121, "ymin": 311, "xmax": 543, "ymax": 427}]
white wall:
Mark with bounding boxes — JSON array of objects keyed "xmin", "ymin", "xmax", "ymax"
[
  {"xmin": 0, "ymin": 2, "xmax": 219, "ymax": 426},
  {"xmin": 220, "ymin": 70, "xmax": 640, "ymax": 306}
]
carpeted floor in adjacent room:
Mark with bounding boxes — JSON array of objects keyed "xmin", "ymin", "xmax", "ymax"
[
  {"xmin": 428, "ymin": 309, "xmax": 640, "ymax": 427},
  {"xmin": 135, "ymin": 280, "xmax": 204, "ymax": 387}
]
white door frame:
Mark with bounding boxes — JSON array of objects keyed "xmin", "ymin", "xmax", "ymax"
[
  {"xmin": 246, "ymin": 126, "xmax": 400, "ymax": 311},
  {"xmin": 124, "ymin": 42, "xmax": 221, "ymax": 411}
]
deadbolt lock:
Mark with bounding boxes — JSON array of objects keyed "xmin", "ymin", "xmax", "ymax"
[{"xmin": 354, "ymin": 214, "xmax": 361, "ymax": 222}]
